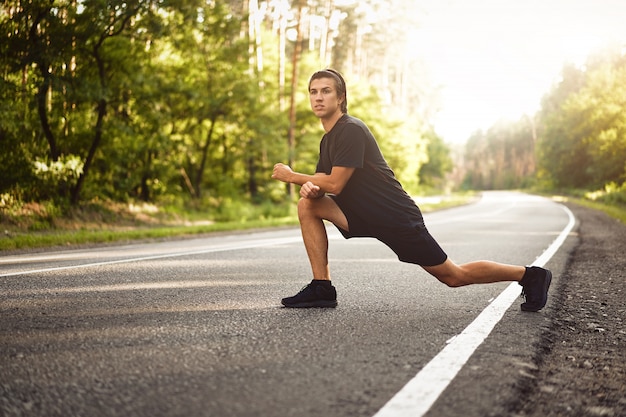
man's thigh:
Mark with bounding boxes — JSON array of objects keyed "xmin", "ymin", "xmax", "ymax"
[{"xmin": 300, "ymin": 195, "xmax": 349, "ymax": 231}]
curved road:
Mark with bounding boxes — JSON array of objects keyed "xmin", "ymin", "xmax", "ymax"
[{"xmin": 0, "ymin": 191, "xmax": 575, "ymax": 417}]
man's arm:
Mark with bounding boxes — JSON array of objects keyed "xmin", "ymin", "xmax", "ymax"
[{"xmin": 272, "ymin": 163, "xmax": 355, "ymax": 196}]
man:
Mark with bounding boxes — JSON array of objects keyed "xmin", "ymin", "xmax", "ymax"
[{"xmin": 271, "ymin": 69, "xmax": 551, "ymax": 311}]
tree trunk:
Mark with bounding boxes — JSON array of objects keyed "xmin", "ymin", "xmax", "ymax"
[
  {"xmin": 29, "ymin": 7, "xmax": 59, "ymax": 161},
  {"xmin": 71, "ymin": 96, "xmax": 105, "ymax": 205},
  {"xmin": 247, "ymin": 146, "xmax": 258, "ymax": 198},
  {"xmin": 70, "ymin": 7, "xmax": 138, "ymax": 205},
  {"xmin": 277, "ymin": 6, "xmax": 287, "ymax": 112},
  {"xmin": 286, "ymin": 0, "xmax": 305, "ymax": 197},
  {"xmin": 71, "ymin": 45, "xmax": 107, "ymax": 205},
  {"xmin": 194, "ymin": 115, "xmax": 218, "ymax": 199},
  {"xmin": 36, "ymin": 69, "xmax": 59, "ymax": 161},
  {"xmin": 139, "ymin": 150, "xmax": 153, "ymax": 202}
]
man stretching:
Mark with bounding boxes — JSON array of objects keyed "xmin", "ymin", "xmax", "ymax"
[{"xmin": 271, "ymin": 69, "xmax": 551, "ymax": 312}]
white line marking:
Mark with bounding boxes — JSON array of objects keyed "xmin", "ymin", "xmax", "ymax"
[
  {"xmin": 372, "ymin": 204, "xmax": 576, "ymax": 417},
  {"xmin": 4, "ymin": 280, "xmax": 269, "ymax": 296},
  {"xmin": 0, "ymin": 236, "xmax": 307, "ymax": 277}
]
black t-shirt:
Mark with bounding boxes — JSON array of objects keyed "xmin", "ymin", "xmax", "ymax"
[{"xmin": 315, "ymin": 114, "xmax": 425, "ymax": 233}]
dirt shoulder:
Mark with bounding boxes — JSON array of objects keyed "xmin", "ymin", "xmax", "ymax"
[{"xmin": 512, "ymin": 203, "xmax": 626, "ymax": 416}]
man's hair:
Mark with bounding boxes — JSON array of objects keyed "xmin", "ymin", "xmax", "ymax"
[{"xmin": 308, "ymin": 69, "xmax": 348, "ymax": 114}]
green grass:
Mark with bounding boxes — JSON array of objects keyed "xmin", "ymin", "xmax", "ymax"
[
  {"xmin": 0, "ymin": 196, "xmax": 305, "ymax": 252},
  {"xmin": 544, "ymin": 183, "xmax": 626, "ymax": 224},
  {"xmin": 0, "ymin": 194, "xmax": 479, "ymax": 252},
  {"xmin": 0, "ymin": 216, "xmax": 300, "ymax": 252},
  {"xmin": 561, "ymin": 196, "xmax": 626, "ymax": 224}
]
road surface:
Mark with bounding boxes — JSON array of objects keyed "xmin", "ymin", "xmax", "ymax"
[{"xmin": 0, "ymin": 191, "xmax": 576, "ymax": 417}]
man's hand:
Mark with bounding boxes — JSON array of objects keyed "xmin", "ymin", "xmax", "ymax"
[
  {"xmin": 300, "ymin": 181, "xmax": 324, "ymax": 199},
  {"xmin": 271, "ymin": 163, "xmax": 293, "ymax": 183},
  {"xmin": 272, "ymin": 163, "xmax": 324, "ymax": 198}
]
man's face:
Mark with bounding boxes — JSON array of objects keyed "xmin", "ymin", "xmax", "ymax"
[{"xmin": 309, "ymin": 78, "xmax": 343, "ymax": 119}]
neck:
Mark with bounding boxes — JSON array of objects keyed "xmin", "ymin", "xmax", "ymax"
[{"xmin": 320, "ymin": 111, "xmax": 345, "ymax": 133}]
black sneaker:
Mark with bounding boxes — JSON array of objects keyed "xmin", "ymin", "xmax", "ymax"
[
  {"xmin": 519, "ymin": 266, "xmax": 552, "ymax": 312},
  {"xmin": 281, "ymin": 281, "xmax": 338, "ymax": 308}
]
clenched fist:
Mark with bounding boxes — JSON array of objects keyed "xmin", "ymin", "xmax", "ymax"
[{"xmin": 271, "ymin": 163, "xmax": 293, "ymax": 183}]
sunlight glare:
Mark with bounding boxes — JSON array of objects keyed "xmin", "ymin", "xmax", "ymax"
[{"xmin": 413, "ymin": 0, "xmax": 626, "ymax": 143}]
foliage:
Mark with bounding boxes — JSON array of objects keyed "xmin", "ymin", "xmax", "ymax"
[
  {"xmin": 3, "ymin": 1, "xmax": 626, "ymax": 248},
  {"xmin": 462, "ymin": 117, "xmax": 536, "ymax": 190},
  {"xmin": 32, "ymin": 155, "xmax": 84, "ymax": 201},
  {"xmin": 462, "ymin": 45, "xmax": 626, "ymax": 196},
  {"xmin": 538, "ymin": 46, "xmax": 626, "ymax": 189},
  {"xmin": 585, "ymin": 181, "xmax": 626, "ymax": 206},
  {"xmin": 418, "ymin": 130, "xmax": 453, "ymax": 191},
  {"xmin": 1, "ymin": 0, "xmax": 443, "ymax": 216}
]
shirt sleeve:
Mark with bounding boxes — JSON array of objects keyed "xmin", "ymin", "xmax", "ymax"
[{"xmin": 332, "ymin": 124, "xmax": 365, "ymax": 168}]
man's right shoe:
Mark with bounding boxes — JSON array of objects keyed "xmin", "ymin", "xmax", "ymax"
[
  {"xmin": 281, "ymin": 280, "xmax": 338, "ymax": 308},
  {"xmin": 519, "ymin": 266, "xmax": 552, "ymax": 312}
]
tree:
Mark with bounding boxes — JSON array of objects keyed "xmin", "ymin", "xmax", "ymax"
[
  {"xmin": 565, "ymin": 62, "xmax": 626, "ymax": 186},
  {"xmin": 0, "ymin": 0, "xmax": 449, "ymax": 211},
  {"xmin": 1, "ymin": 1, "xmax": 85, "ymax": 200},
  {"xmin": 537, "ymin": 63, "xmax": 589, "ymax": 188},
  {"xmin": 419, "ymin": 131, "xmax": 452, "ymax": 190},
  {"xmin": 167, "ymin": 1, "xmax": 251, "ymax": 199},
  {"xmin": 537, "ymin": 48, "xmax": 626, "ymax": 188},
  {"xmin": 285, "ymin": 0, "xmax": 305, "ymax": 197},
  {"xmin": 462, "ymin": 118, "xmax": 536, "ymax": 190}
]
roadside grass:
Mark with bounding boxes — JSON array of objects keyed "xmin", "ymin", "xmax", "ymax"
[
  {"xmin": 2, "ymin": 190, "xmax": 623, "ymax": 252},
  {"xmin": 0, "ymin": 216, "xmax": 301, "ymax": 252},
  {"xmin": 414, "ymin": 192, "xmax": 481, "ymax": 212},
  {"xmin": 0, "ymin": 199, "xmax": 300, "ymax": 252},
  {"xmin": 559, "ymin": 196, "xmax": 626, "ymax": 224},
  {"xmin": 0, "ymin": 196, "xmax": 458, "ymax": 252},
  {"xmin": 546, "ymin": 182, "xmax": 626, "ymax": 224},
  {"xmin": 0, "ymin": 193, "xmax": 477, "ymax": 252}
]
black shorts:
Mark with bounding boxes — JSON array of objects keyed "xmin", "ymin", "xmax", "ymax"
[{"xmin": 332, "ymin": 198, "xmax": 448, "ymax": 267}]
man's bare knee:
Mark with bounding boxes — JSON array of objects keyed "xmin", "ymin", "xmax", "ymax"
[
  {"xmin": 429, "ymin": 271, "xmax": 465, "ymax": 287},
  {"xmin": 424, "ymin": 262, "xmax": 469, "ymax": 288},
  {"xmin": 297, "ymin": 197, "xmax": 319, "ymax": 221},
  {"xmin": 442, "ymin": 276, "xmax": 467, "ymax": 288}
]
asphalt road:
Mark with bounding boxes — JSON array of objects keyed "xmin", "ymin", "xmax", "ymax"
[{"xmin": 0, "ymin": 191, "xmax": 575, "ymax": 417}]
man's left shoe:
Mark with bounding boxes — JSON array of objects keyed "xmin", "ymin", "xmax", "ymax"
[
  {"xmin": 519, "ymin": 266, "xmax": 552, "ymax": 312},
  {"xmin": 281, "ymin": 280, "xmax": 337, "ymax": 308}
]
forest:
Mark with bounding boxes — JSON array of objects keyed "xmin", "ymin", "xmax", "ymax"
[
  {"xmin": 463, "ymin": 51, "xmax": 626, "ymax": 199},
  {"xmin": 2, "ymin": 0, "xmax": 626, "ymax": 225}
]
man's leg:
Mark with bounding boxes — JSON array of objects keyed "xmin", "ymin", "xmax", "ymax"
[
  {"xmin": 281, "ymin": 196, "xmax": 348, "ymax": 308},
  {"xmin": 423, "ymin": 258, "xmax": 525, "ymax": 288},
  {"xmin": 297, "ymin": 196, "xmax": 349, "ymax": 280},
  {"xmin": 423, "ymin": 258, "xmax": 552, "ymax": 312}
]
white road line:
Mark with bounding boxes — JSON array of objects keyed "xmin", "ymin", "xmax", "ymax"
[
  {"xmin": 4, "ymin": 280, "xmax": 270, "ymax": 296},
  {"xmin": 372, "ymin": 204, "xmax": 576, "ymax": 417},
  {"xmin": 0, "ymin": 236, "xmax": 306, "ymax": 278}
]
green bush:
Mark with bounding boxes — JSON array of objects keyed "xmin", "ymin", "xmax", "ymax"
[{"xmin": 586, "ymin": 181, "xmax": 626, "ymax": 206}]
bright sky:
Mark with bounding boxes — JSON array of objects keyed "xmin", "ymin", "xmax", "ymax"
[{"xmin": 412, "ymin": 0, "xmax": 626, "ymax": 143}]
